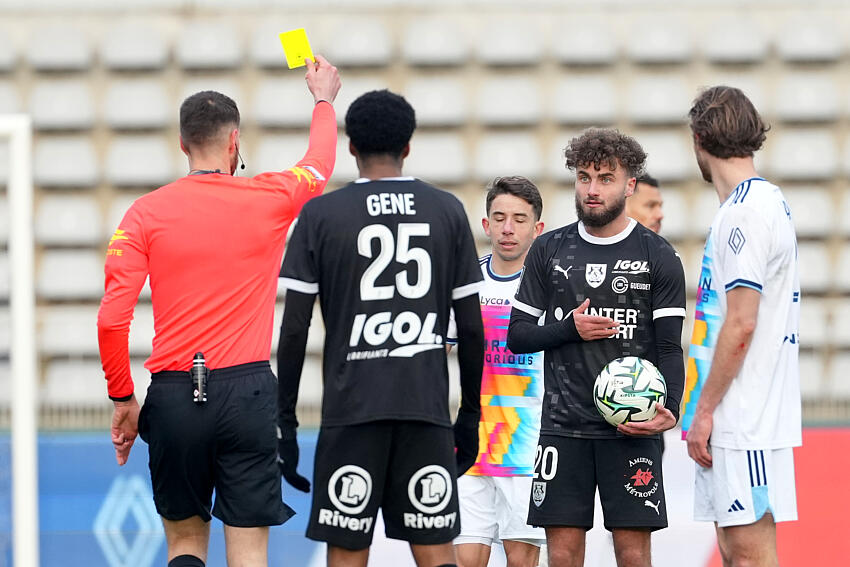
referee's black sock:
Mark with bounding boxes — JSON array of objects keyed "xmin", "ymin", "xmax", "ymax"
[{"xmin": 168, "ymin": 555, "xmax": 205, "ymax": 567}]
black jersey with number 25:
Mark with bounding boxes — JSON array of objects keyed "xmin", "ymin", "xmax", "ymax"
[
  {"xmin": 280, "ymin": 178, "xmax": 483, "ymax": 428},
  {"xmin": 513, "ymin": 220, "xmax": 686, "ymax": 439}
]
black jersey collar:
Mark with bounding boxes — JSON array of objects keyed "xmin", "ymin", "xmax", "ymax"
[{"xmin": 578, "ymin": 218, "xmax": 637, "ymax": 245}]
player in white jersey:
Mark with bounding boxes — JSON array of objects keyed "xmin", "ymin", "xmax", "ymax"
[
  {"xmin": 447, "ymin": 177, "xmax": 546, "ymax": 567},
  {"xmin": 682, "ymin": 86, "xmax": 801, "ymax": 567}
]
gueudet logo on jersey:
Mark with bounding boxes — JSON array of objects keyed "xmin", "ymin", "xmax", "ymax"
[{"xmin": 347, "ymin": 311, "xmax": 443, "ymax": 360}]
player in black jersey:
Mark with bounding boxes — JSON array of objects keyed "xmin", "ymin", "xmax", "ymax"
[
  {"xmin": 276, "ymin": 90, "xmax": 485, "ymax": 567},
  {"xmin": 507, "ymin": 128, "xmax": 686, "ymax": 567}
]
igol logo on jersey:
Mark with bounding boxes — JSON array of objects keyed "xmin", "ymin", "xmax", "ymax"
[
  {"xmin": 624, "ymin": 456, "xmax": 659, "ymax": 500},
  {"xmin": 585, "ymin": 264, "xmax": 607, "ymax": 288},
  {"xmin": 612, "ymin": 276, "xmax": 629, "ymax": 294},
  {"xmin": 348, "ymin": 311, "xmax": 444, "ymax": 360},
  {"xmin": 532, "ymin": 481, "xmax": 546, "ymax": 507},
  {"xmin": 613, "ymin": 259, "xmax": 650, "ymax": 274},
  {"xmin": 404, "ymin": 465, "xmax": 457, "ymax": 530},
  {"xmin": 318, "ymin": 465, "xmax": 375, "ymax": 533}
]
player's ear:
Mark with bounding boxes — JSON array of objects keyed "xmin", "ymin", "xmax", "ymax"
[
  {"xmin": 534, "ymin": 220, "xmax": 544, "ymax": 237},
  {"xmin": 348, "ymin": 140, "xmax": 357, "ymax": 157},
  {"xmin": 228, "ymin": 128, "xmax": 239, "ymax": 152},
  {"xmin": 625, "ymin": 176, "xmax": 636, "ymax": 197},
  {"xmin": 482, "ymin": 217, "xmax": 491, "ymax": 236},
  {"xmin": 179, "ymin": 136, "xmax": 189, "ymax": 157},
  {"xmin": 400, "ymin": 143, "xmax": 410, "ymax": 160}
]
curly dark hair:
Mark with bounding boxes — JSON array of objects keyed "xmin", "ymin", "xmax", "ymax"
[
  {"xmin": 688, "ymin": 86, "xmax": 768, "ymax": 159},
  {"xmin": 564, "ymin": 128, "xmax": 646, "ymax": 178},
  {"xmin": 179, "ymin": 90, "xmax": 240, "ymax": 151},
  {"xmin": 345, "ymin": 89, "xmax": 417, "ymax": 160}
]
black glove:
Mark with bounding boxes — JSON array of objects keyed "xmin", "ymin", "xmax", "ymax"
[
  {"xmin": 453, "ymin": 409, "xmax": 480, "ymax": 477},
  {"xmin": 277, "ymin": 425, "xmax": 311, "ymax": 492}
]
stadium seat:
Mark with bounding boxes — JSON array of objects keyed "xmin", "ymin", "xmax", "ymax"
[
  {"xmin": 42, "ymin": 360, "xmax": 109, "ymax": 406},
  {"xmin": 827, "ymin": 353, "xmax": 850, "ymax": 400},
  {"xmin": 475, "ymin": 17, "xmax": 545, "ymax": 66},
  {"xmin": 101, "ymin": 21, "xmax": 169, "ymax": 70},
  {"xmin": 774, "ymin": 73, "xmax": 840, "ymax": 123},
  {"xmin": 26, "ymin": 24, "xmax": 92, "ymax": 71},
  {"xmin": 104, "ymin": 80, "xmax": 170, "ymax": 130},
  {"xmin": 105, "ymin": 136, "xmax": 178, "ymax": 187},
  {"xmin": 551, "ymin": 75, "xmax": 616, "ymax": 125},
  {"xmin": 0, "ymin": 81, "xmax": 20, "ymax": 114},
  {"xmin": 330, "ymin": 137, "xmax": 360, "ymax": 185},
  {"xmin": 37, "ymin": 249, "xmax": 104, "ymax": 300},
  {"xmin": 176, "ymin": 21, "xmax": 242, "ymax": 69},
  {"xmin": 330, "ymin": 77, "xmax": 389, "ymax": 126},
  {"xmin": 39, "ymin": 305, "xmax": 99, "ymax": 356},
  {"xmin": 679, "ymin": 243, "xmax": 704, "ymax": 293},
  {"xmin": 798, "ymin": 351, "xmax": 826, "ymax": 400},
  {"xmin": 775, "ymin": 18, "xmax": 842, "ymax": 62},
  {"xmin": 701, "ymin": 73, "xmax": 767, "ymax": 115},
  {"xmin": 33, "ymin": 137, "xmax": 99, "ymax": 187},
  {"xmin": 401, "ymin": 17, "xmax": 469, "ymax": 66},
  {"xmin": 840, "ymin": 189, "xmax": 850, "ymax": 236},
  {"xmin": 624, "ymin": 17, "xmax": 692, "ymax": 63},
  {"xmin": 832, "ymin": 302, "xmax": 850, "ymax": 347},
  {"xmin": 0, "ymin": 30, "xmax": 15, "ymax": 71},
  {"xmin": 105, "ymin": 193, "xmax": 143, "ymax": 236},
  {"xmin": 129, "ymin": 304, "xmax": 155, "ymax": 356},
  {"xmin": 473, "ymin": 132, "xmax": 542, "ymax": 182},
  {"xmin": 35, "ymin": 195, "xmax": 102, "ymax": 246},
  {"xmin": 796, "ymin": 242, "xmax": 832, "ymax": 294},
  {"xmin": 689, "ymin": 190, "xmax": 720, "ymax": 239},
  {"xmin": 635, "ymin": 131, "xmax": 694, "ymax": 182},
  {"xmin": 476, "ymin": 76, "xmax": 541, "ymax": 126},
  {"xmin": 404, "ymin": 132, "xmax": 468, "ymax": 185},
  {"xmin": 249, "ymin": 21, "xmax": 293, "ymax": 68},
  {"xmin": 0, "ymin": 142, "xmax": 9, "ymax": 187},
  {"xmin": 180, "ymin": 78, "xmax": 243, "ymax": 108},
  {"xmin": 403, "ymin": 77, "xmax": 468, "ymax": 127},
  {"xmin": 0, "ymin": 254, "xmax": 9, "ymax": 300},
  {"xmin": 548, "ymin": 135, "xmax": 578, "ymax": 183},
  {"xmin": 799, "ymin": 298, "xmax": 829, "ymax": 349},
  {"xmin": 544, "ymin": 189, "xmax": 579, "ymax": 230},
  {"xmin": 701, "ymin": 18, "xmax": 768, "ymax": 63},
  {"xmin": 324, "ymin": 18, "xmax": 392, "ymax": 67},
  {"xmin": 0, "ymin": 197, "xmax": 8, "ymax": 244},
  {"xmin": 654, "ymin": 187, "xmax": 688, "ymax": 242},
  {"xmin": 768, "ymin": 130, "xmax": 837, "ymax": 181},
  {"xmin": 0, "ymin": 308, "xmax": 7, "ymax": 355},
  {"xmin": 251, "ymin": 134, "xmax": 319, "ymax": 178},
  {"xmin": 552, "ymin": 26, "xmax": 617, "ymax": 65},
  {"xmin": 252, "ymin": 77, "xmax": 314, "ymax": 128},
  {"xmin": 29, "ymin": 79, "xmax": 95, "ymax": 130},
  {"xmin": 781, "ymin": 186, "xmax": 835, "ymax": 238},
  {"xmin": 833, "ymin": 246, "xmax": 850, "ymax": 293},
  {"xmin": 0, "ymin": 362, "xmax": 9, "ymax": 408},
  {"xmin": 627, "ymin": 76, "xmax": 690, "ymax": 124}
]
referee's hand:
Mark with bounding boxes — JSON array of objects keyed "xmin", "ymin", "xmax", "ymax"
[
  {"xmin": 453, "ymin": 409, "xmax": 480, "ymax": 477},
  {"xmin": 277, "ymin": 426, "xmax": 311, "ymax": 492},
  {"xmin": 111, "ymin": 396, "xmax": 140, "ymax": 466}
]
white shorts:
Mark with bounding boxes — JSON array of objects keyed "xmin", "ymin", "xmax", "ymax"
[
  {"xmin": 454, "ymin": 474, "xmax": 545, "ymax": 546},
  {"xmin": 694, "ymin": 446, "xmax": 798, "ymax": 527}
]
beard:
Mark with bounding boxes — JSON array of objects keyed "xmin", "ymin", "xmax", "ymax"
[{"xmin": 575, "ymin": 191, "xmax": 627, "ymax": 228}]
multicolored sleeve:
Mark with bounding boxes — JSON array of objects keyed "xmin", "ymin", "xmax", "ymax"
[{"xmin": 97, "ymin": 205, "xmax": 149, "ymax": 400}]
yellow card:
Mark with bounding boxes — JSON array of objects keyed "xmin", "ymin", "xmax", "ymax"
[{"xmin": 279, "ymin": 28, "xmax": 315, "ymax": 69}]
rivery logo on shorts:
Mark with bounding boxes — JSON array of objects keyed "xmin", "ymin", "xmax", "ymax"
[
  {"xmin": 404, "ymin": 465, "xmax": 457, "ymax": 530},
  {"xmin": 613, "ymin": 259, "xmax": 650, "ymax": 275},
  {"xmin": 348, "ymin": 311, "xmax": 443, "ymax": 361},
  {"xmin": 553, "ymin": 264, "xmax": 573, "ymax": 280},
  {"xmin": 319, "ymin": 465, "xmax": 374, "ymax": 533},
  {"xmin": 585, "ymin": 264, "xmax": 607, "ymax": 288},
  {"xmin": 624, "ymin": 457, "xmax": 659, "ymax": 499},
  {"xmin": 532, "ymin": 481, "xmax": 546, "ymax": 507}
]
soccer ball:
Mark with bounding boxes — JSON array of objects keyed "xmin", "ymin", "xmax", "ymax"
[{"xmin": 593, "ymin": 356, "xmax": 666, "ymax": 426}]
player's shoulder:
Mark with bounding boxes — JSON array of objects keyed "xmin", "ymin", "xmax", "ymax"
[
  {"xmin": 724, "ymin": 177, "xmax": 782, "ymax": 210},
  {"xmin": 536, "ymin": 222, "xmax": 578, "ymax": 246}
]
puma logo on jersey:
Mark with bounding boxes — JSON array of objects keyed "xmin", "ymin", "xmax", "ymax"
[
  {"xmin": 553, "ymin": 265, "xmax": 573, "ymax": 280},
  {"xmin": 644, "ymin": 499, "xmax": 660, "ymax": 515}
]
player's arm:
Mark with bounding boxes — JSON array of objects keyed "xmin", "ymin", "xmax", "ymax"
[
  {"xmin": 452, "ymin": 292, "xmax": 485, "ymax": 477},
  {"xmin": 687, "ymin": 287, "xmax": 760, "ymax": 467},
  {"xmin": 276, "ymin": 288, "xmax": 316, "ymax": 492},
  {"xmin": 97, "ymin": 207, "xmax": 149, "ymax": 465},
  {"xmin": 508, "ymin": 297, "xmax": 618, "ymax": 354}
]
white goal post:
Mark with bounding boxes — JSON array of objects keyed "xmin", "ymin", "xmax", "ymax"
[{"xmin": 0, "ymin": 114, "xmax": 39, "ymax": 567}]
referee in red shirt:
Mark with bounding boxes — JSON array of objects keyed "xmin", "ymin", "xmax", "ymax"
[{"xmin": 97, "ymin": 56, "xmax": 340, "ymax": 567}]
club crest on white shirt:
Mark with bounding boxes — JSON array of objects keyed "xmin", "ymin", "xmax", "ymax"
[{"xmin": 585, "ymin": 263, "xmax": 607, "ymax": 288}]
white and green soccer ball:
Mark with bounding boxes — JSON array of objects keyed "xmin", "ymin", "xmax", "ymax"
[{"xmin": 593, "ymin": 356, "xmax": 667, "ymax": 426}]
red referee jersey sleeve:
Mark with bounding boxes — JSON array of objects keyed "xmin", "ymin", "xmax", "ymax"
[{"xmin": 98, "ymin": 205, "xmax": 149, "ymax": 399}]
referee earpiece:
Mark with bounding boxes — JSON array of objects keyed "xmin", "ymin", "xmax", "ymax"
[{"xmin": 237, "ymin": 149, "xmax": 246, "ymax": 170}]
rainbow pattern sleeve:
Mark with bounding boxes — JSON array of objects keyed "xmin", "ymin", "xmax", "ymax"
[
  {"xmin": 468, "ymin": 302, "xmax": 543, "ymax": 476},
  {"xmin": 681, "ymin": 237, "xmax": 723, "ymax": 438}
]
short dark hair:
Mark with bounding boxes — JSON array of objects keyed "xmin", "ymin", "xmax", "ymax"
[
  {"xmin": 635, "ymin": 173, "xmax": 659, "ymax": 190},
  {"xmin": 688, "ymin": 86, "xmax": 769, "ymax": 159},
  {"xmin": 564, "ymin": 128, "xmax": 646, "ymax": 178},
  {"xmin": 345, "ymin": 89, "xmax": 416, "ymax": 160},
  {"xmin": 179, "ymin": 90, "xmax": 240, "ymax": 150},
  {"xmin": 485, "ymin": 176, "xmax": 543, "ymax": 221}
]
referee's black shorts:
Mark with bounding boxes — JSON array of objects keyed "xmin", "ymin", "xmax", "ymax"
[{"xmin": 138, "ymin": 361, "xmax": 294, "ymax": 527}]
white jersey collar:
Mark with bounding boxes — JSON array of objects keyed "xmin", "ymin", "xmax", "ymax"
[
  {"xmin": 354, "ymin": 176, "xmax": 415, "ymax": 184},
  {"xmin": 578, "ymin": 218, "xmax": 637, "ymax": 245}
]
